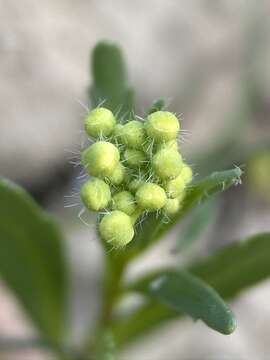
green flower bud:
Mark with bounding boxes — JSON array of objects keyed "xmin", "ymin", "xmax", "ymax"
[
  {"xmin": 80, "ymin": 178, "xmax": 111, "ymax": 211},
  {"xmin": 164, "ymin": 174, "xmax": 185, "ymax": 198},
  {"xmin": 181, "ymin": 163, "xmax": 193, "ymax": 184},
  {"xmin": 106, "ymin": 163, "xmax": 125, "ymax": 185},
  {"xmin": 163, "ymin": 198, "xmax": 180, "ymax": 216},
  {"xmin": 156, "ymin": 139, "xmax": 178, "ymax": 152},
  {"xmin": 112, "ymin": 191, "xmax": 136, "ymax": 215},
  {"xmin": 123, "ymin": 168, "xmax": 134, "ymax": 184},
  {"xmin": 113, "ymin": 124, "xmax": 124, "ymax": 143},
  {"xmin": 81, "ymin": 141, "xmax": 120, "ymax": 177},
  {"xmin": 142, "ymin": 138, "xmax": 155, "ymax": 154},
  {"xmin": 136, "ymin": 183, "xmax": 166, "ymax": 211},
  {"xmin": 145, "ymin": 111, "xmax": 180, "ymax": 143},
  {"xmin": 79, "ymin": 104, "xmax": 193, "ymax": 237},
  {"xmin": 128, "ymin": 178, "xmax": 145, "ymax": 194},
  {"xmin": 99, "ymin": 210, "xmax": 134, "ymax": 247},
  {"xmin": 128, "ymin": 170, "xmax": 147, "ymax": 193},
  {"xmin": 178, "ymin": 191, "xmax": 186, "ymax": 203},
  {"xmin": 84, "ymin": 107, "xmax": 116, "ymax": 138},
  {"xmin": 152, "ymin": 148, "xmax": 183, "ymax": 180},
  {"xmin": 121, "ymin": 120, "xmax": 146, "ymax": 149},
  {"xmin": 124, "ymin": 148, "xmax": 147, "ymax": 168}
]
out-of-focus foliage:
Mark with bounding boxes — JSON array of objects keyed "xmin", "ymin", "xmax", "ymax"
[
  {"xmin": 133, "ymin": 270, "xmax": 236, "ymax": 335},
  {"xmin": 0, "ymin": 179, "xmax": 67, "ymax": 343},
  {"xmin": 114, "ymin": 233, "xmax": 270, "ymax": 346},
  {"xmin": 90, "ymin": 41, "xmax": 134, "ymax": 118}
]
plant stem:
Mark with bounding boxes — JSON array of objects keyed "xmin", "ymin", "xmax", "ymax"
[
  {"xmin": 99, "ymin": 255, "xmax": 126, "ymax": 327},
  {"xmin": 85, "ymin": 249, "xmax": 128, "ymax": 356},
  {"xmin": 84, "ymin": 209, "xmax": 144, "ymax": 357}
]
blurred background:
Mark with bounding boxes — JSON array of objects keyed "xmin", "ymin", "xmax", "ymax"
[{"xmin": 0, "ymin": 0, "xmax": 270, "ymax": 359}]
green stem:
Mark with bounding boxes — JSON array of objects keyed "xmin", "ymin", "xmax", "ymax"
[
  {"xmin": 84, "ymin": 208, "xmax": 144, "ymax": 357},
  {"xmin": 97, "ymin": 209, "xmax": 144, "ymax": 331},
  {"xmin": 99, "ymin": 257, "xmax": 126, "ymax": 327},
  {"xmin": 85, "ymin": 249, "xmax": 128, "ymax": 356}
]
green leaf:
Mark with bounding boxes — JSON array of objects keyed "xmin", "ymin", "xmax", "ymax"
[
  {"xmin": 175, "ymin": 199, "xmax": 217, "ymax": 252},
  {"xmin": 0, "ymin": 179, "xmax": 67, "ymax": 342},
  {"xmin": 161, "ymin": 167, "xmax": 242, "ymax": 238},
  {"xmin": 124, "ymin": 168, "xmax": 242, "ymax": 258},
  {"xmin": 147, "ymin": 98, "xmax": 166, "ymax": 114},
  {"xmin": 89, "ymin": 41, "xmax": 134, "ymax": 118},
  {"xmin": 133, "ymin": 271, "xmax": 236, "ymax": 335},
  {"xmin": 191, "ymin": 232, "xmax": 270, "ymax": 298},
  {"xmin": 115, "ymin": 232, "xmax": 270, "ymax": 346}
]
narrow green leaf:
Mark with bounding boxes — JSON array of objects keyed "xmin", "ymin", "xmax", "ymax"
[
  {"xmin": 115, "ymin": 232, "xmax": 270, "ymax": 346},
  {"xmin": 0, "ymin": 178, "xmax": 67, "ymax": 342},
  {"xmin": 162, "ymin": 167, "xmax": 242, "ymax": 236},
  {"xmin": 125, "ymin": 168, "xmax": 242, "ymax": 257},
  {"xmin": 135, "ymin": 271, "xmax": 236, "ymax": 335},
  {"xmin": 89, "ymin": 41, "xmax": 134, "ymax": 117},
  {"xmin": 175, "ymin": 199, "xmax": 217, "ymax": 252},
  {"xmin": 191, "ymin": 232, "xmax": 270, "ymax": 298},
  {"xmin": 147, "ymin": 98, "xmax": 165, "ymax": 114}
]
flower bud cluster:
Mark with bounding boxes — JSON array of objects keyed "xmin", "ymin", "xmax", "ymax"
[{"xmin": 80, "ymin": 107, "xmax": 193, "ymax": 248}]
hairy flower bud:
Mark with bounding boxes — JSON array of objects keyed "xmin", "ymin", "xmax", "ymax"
[
  {"xmin": 81, "ymin": 141, "xmax": 120, "ymax": 177},
  {"xmin": 84, "ymin": 107, "xmax": 116, "ymax": 138},
  {"xmin": 80, "ymin": 178, "xmax": 111, "ymax": 211},
  {"xmin": 78, "ymin": 105, "xmax": 193, "ymax": 248},
  {"xmin": 163, "ymin": 198, "xmax": 180, "ymax": 216},
  {"xmin": 181, "ymin": 163, "xmax": 193, "ymax": 184},
  {"xmin": 113, "ymin": 123, "xmax": 124, "ymax": 143},
  {"xmin": 136, "ymin": 183, "xmax": 166, "ymax": 211},
  {"xmin": 145, "ymin": 111, "xmax": 180, "ymax": 143},
  {"xmin": 164, "ymin": 174, "xmax": 185, "ymax": 198},
  {"xmin": 124, "ymin": 148, "xmax": 147, "ymax": 168},
  {"xmin": 106, "ymin": 163, "xmax": 125, "ymax": 185},
  {"xmin": 112, "ymin": 191, "xmax": 136, "ymax": 215},
  {"xmin": 178, "ymin": 191, "xmax": 186, "ymax": 203},
  {"xmin": 99, "ymin": 210, "xmax": 134, "ymax": 247},
  {"xmin": 156, "ymin": 139, "xmax": 179, "ymax": 152},
  {"xmin": 152, "ymin": 148, "xmax": 183, "ymax": 180},
  {"xmin": 121, "ymin": 120, "xmax": 146, "ymax": 149},
  {"xmin": 128, "ymin": 178, "xmax": 145, "ymax": 194}
]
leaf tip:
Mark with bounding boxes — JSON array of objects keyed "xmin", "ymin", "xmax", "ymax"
[
  {"xmin": 232, "ymin": 165, "xmax": 243, "ymax": 184},
  {"xmin": 221, "ymin": 310, "xmax": 237, "ymax": 335}
]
